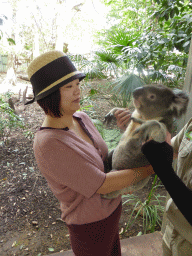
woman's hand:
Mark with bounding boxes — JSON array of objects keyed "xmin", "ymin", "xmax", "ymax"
[
  {"xmin": 114, "ymin": 108, "xmax": 131, "ymax": 131},
  {"xmin": 165, "ymin": 131, "xmax": 172, "ymax": 145}
]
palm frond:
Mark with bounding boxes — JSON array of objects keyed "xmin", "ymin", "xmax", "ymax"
[
  {"xmin": 111, "ymin": 72, "xmax": 145, "ymax": 107},
  {"xmin": 95, "ymin": 50, "xmax": 120, "ymax": 64}
]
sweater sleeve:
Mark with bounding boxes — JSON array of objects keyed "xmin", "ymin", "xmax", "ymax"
[
  {"xmin": 34, "ymin": 136, "xmax": 106, "ymax": 199},
  {"xmin": 141, "ymin": 141, "xmax": 192, "ymax": 226}
]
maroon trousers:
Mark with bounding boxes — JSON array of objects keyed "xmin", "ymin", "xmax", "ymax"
[{"xmin": 67, "ymin": 202, "xmax": 122, "ymax": 256}]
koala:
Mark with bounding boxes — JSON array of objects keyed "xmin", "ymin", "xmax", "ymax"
[{"xmin": 102, "ymin": 84, "xmax": 189, "ymax": 199}]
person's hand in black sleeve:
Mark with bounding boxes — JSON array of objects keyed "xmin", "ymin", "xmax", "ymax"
[
  {"xmin": 141, "ymin": 140, "xmax": 192, "ymax": 226},
  {"xmin": 142, "ymin": 141, "xmax": 173, "ymax": 172}
]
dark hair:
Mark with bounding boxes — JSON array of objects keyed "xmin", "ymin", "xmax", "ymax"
[{"xmin": 37, "ymin": 89, "xmax": 63, "ymax": 118}]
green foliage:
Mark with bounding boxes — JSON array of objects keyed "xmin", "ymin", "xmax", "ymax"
[
  {"xmin": 95, "ymin": 50, "xmax": 121, "ymax": 77},
  {"xmin": 7, "ymin": 38, "xmax": 16, "ymax": 45},
  {"xmin": 101, "ymin": 0, "xmax": 152, "ymax": 30},
  {"xmin": 92, "ymin": 119, "xmax": 122, "ymax": 151},
  {"xmin": 123, "ymin": 175, "xmax": 166, "ymax": 234},
  {"xmin": 85, "ymin": 63, "xmax": 107, "ymax": 80},
  {"xmin": 0, "ymin": 93, "xmax": 24, "ymax": 144},
  {"xmin": 111, "ymin": 73, "xmax": 145, "ymax": 107},
  {"xmin": 152, "ymin": 0, "xmax": 192, "ymax": 53},
  {"xmin": 103, "ymin": 128, "xmax": 122, "ymax": 151},
  {"xmin": 98, "ymin": 0, "xmax": 192, "ymax": 87},
  {"xmin": 96, "ymin": 27, "xmax": 140, "ymax": 55},
  {"xmin": 23, "ymin": 130, "xmax": 34, "ymax": 140},
  {"xmin": 0, "ymin": 29, "xmax": 16, "ymax": 46},
  {"xmin": 80, "ymin": 83, "xmax": 99, "ymax": 113},
  {"xmin": 69, "ymin": 53, "xmax": 107, "ymax": 80},
  {"xmin": 95, "ymin": 50, "xmax": 119, "ymax": 64},
  {"xmin": 120, "ymin": 30, "xmax": 188, "ymax": 84}
]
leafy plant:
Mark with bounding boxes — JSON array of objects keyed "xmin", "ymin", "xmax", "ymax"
[
  {"xmin": 7, "ymin": 38, "xmax": 16, "ymax": 45},
  {"xmin": 95, "ymin": 27, "xmax": 142, "ymax": 75},
  {"xmin": 0, "ymin": 93, "xmax": 24, "ymax": 144},
  {"xmin": 79, "ymin": 84, "xmax": 98, "ymax": 115},
  {"xmin": 95, "ymin": 50, "xmax": 121, "ymax": 78},
  {"xmin": 101, "ymin": 0, "xmax": 152, "ymax": 31},
  {"xmin": 84, "ymin": 62, "xmax": 107, "ymax": 80},
  {"xmin": 103, "ymin": 128, "xmax": 122, "ymax": 151},
  {"xmin": 69, "ymin": 53, "xmax": 107, "ymax": 80},
  {"xmin": 122, "ymin": 175, "xmax": 166, "ymax": 234},
  {"xmin": 96, "ymin": 26, "xmax": 141, "ymax": 56},
  {"xmin": 152, "ymin": 0, "xmax": 192, "ymax": 53},
  {"xmin": 23, "ymin": 130, "xmax": 34, "ymax": 140},
  {"xmin": 111, "ymin": 73, "xmax": 145, "ymax": 108},
  {"xmin": 92, "ymin": 119, "xmax": 122, "ymax": 151},
  {"xmin": 98, "ymin": 0, "xmax": 192, "ymax": 87},
  {"xmin": 0, "ymin": 29, "xmax": 16, "ymax": 45}
]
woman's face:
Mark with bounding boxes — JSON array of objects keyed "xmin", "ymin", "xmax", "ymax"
[{"xmin": 59, "ymin": 79, "xmax": 81, "ymax": 114}]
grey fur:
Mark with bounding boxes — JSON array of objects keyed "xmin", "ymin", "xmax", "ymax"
[{"xmin": 102, "ymin": 84, "xmax": 189, "ymax": 199}]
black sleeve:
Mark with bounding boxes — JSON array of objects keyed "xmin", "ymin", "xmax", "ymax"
[
  {"xmin": 141, "ymin": 140, "xmax": 192, "ymax": 226},
  {"xmin": 103, "ymin": 149, "xmax": 114, "ymax": 173}
]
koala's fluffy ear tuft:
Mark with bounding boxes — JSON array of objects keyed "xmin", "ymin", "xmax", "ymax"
[{"xmin": 169, "ymin": 89, "xmax": 189, "ymax": 117}]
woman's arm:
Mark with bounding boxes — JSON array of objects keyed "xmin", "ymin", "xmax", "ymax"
[{"xmin": 97, "ymin": 165, "xmax": 154, "ymax": 194}]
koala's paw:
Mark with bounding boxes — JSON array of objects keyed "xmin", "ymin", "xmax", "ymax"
[
  {"xmin": 101, "ymin": 191, "xmax": 119, "ymax": 199},
  {"xmin": 103, "ymin": 108, "xmax": 118, "ymax": 125},
  {"xmin": 133, "ymin": 120, "xmax": 166, "ymax": 143},
  {"xmin": 131, "ymin": 117, "xmax": 144, "ymax": 125},
  {"xmin": 101, "ymin": 187, "xmax": 133, "ymax": 199}
]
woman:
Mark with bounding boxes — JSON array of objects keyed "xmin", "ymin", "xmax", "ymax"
[{"xmin": 26, "ymin": 50, "xmax": 154, "ymax": 256}]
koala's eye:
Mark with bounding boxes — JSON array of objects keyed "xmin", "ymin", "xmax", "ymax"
[{"xmin": 147, "ymin": 94, "xmax": 156, "ymax": 100}]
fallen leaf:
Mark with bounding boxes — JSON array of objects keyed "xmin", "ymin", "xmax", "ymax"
[
  {"xmin": 137, "ymin": 231, "xmax": 142, "ymax": 236},
  {"xmin": 12, "ymin": 241, "xmax": 16, "ymax": 247},
  {"xmin": 32, "ymin": 221, "xmax": 38, "ymax": 225},
  {"xmin": 119, "ymin": 228, "xmax": 124, "ymax": 234}
]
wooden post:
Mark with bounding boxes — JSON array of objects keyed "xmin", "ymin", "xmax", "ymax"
[{"xmin": 177, "ymin": 37, "xmax": 192, "ymax": 132}]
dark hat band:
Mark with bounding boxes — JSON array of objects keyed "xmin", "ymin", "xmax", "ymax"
[
  {"xmin": 25, "ymin": 71, "xmax": 85, "ymax": 105},
  {"xmin": 30, "ymin": 55, "xmax": 81, "ymax": 97},
  {"xmin": 25, "ymin": 54, "xmax": 86, "ymax": 105}
]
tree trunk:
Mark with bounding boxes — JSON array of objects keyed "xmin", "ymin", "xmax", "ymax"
[
  {"xmin": 33, "ymin": 32, "xmax": 40, "ymax": 58},
  {"xmin": 3, "ymin": 53, "xmax": 17, "ymax": 86},
  {"xmin": 177, "ymin": 37, "xmax": 192, "ymax": 132}
]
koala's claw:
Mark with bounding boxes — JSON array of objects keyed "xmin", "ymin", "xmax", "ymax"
[
  {"xmin": 103, "ymin": 113, "xmax": 116, "ymax": 125},
  {"xmin": 131, "ymin": 117, "xmax": 144, "ymax": 125},
  {"xmin": 133, "ymin": 120, "xmax": 166, "ymax": 143}
]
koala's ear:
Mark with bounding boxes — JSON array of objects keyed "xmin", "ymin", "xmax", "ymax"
[{"xmin": 169, "ymin": 90, "xmax": 189, "ymax": 117}]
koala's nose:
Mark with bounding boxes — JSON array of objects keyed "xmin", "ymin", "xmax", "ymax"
[{"xmin": 133, "ymin": 87, "xmax": 144, "ymax": 98}]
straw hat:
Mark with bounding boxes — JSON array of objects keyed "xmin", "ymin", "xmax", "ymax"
[{"xmin": 25, "ymin": 50, "xmax": 86, "ymax": 105}]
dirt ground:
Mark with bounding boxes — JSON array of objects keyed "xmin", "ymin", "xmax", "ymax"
[{"xmin": 0, "ymin": 74, "xmax": 167, "ymax": 256}]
